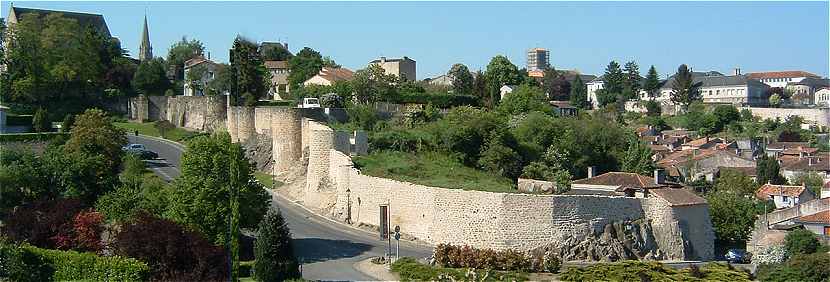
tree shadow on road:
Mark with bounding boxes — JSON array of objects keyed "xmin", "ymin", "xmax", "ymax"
[{"xmin": 292, "ymin": 238, "xmax": 373, "ymax": 263}]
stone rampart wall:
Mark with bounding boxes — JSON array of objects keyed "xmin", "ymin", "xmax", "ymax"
[
  {"xmin": 129, "ymin": 96, "xmax": 226, "ymax": 131},
  {"xmin": 744, "ymin": 107, "xmax": 830, "ymax": 128}
]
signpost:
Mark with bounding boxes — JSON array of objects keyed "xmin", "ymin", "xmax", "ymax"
[{"xmin": 394, "ymin": 225, "xmax": 401, "ymax": 261}]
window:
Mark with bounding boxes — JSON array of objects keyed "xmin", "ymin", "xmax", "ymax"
[{"xmin": 783, "ymin": 195, "xmax": 789, "ymax": 202}]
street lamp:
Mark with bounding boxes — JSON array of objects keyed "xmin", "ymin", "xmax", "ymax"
[{"xmin": 345, "ymin": 188, "xmax": 351, "ymax": 224}]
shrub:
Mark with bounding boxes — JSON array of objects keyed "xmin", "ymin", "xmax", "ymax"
[
  {"xmin": 785, "ymin": 229, "xmax": 819, "ymax": 255},
  {"xmin": 369, "ymin": 128, "xmax": 435, "ymax": 152},
  {"xmin": 113, "ymin": 213, "xmax": 228, "ymax": 281},
  {"xmin": 560, "ymin": 261, "xmax": 750, "ymax": 282},
  {"xmin": 27, "ymin": 244, "xmax": 149, "ymax": 282},
  {"xmin": 2, "ymin": 198, "xmax": 84, "ymax": 249},
  {"xmin": 754, "ymin": 245, "xmax": 789, "ymax": 264},
  {"xmin": 254, "ymin": 208, "xmax": 300, "ymax": 282},
  {"xmin": 758, "ymin": 252, "xmax": 830, "ymax": 282},
  {"xmin": 0, "ymin": 238, "xmax": 51, "ymax": 282},
  {"xmin": 433, "ymin": 244, "xmax": 536, "ymax": 272},
  {"xmin": 391, "ymin": 257, "xmax": 528, "ymax": 282},
  {"xmin": 60, "ymin": 114, "xmax": 75, "ymax": 133},
  {"xmin": 96, "ymin": 175, "xmax": 169, "ymax": 223},
  {"xmin": 32, "ymin": 108, "xmax": 50, "ymax": 132},
  {"xmin": 70, "ymin": 210, "xmax": 104, "ymax": 253}
]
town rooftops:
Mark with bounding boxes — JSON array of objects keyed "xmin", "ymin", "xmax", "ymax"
[
  {"xmin": 756, "ymin": 184, "xmax": 809, "ymax": 200},
  {"xmin": 746, "ymin": 71, "xmax": 820, "ymax": 80},
  {"xmin": 264, "ymin": 60, "xmax": 288, "ymax": 69},
  {"xmin": 657, "ymin": 148, "xmax": 746, "ymax": 167},
  {"xmin": 794, "ymin": 210, "xmax": 830, "ymax": 224},
  {"xmin": 650, "ymin": 188, "xmax": 708, "ymax": 207},
  {"xmin": 9, "ymin": 6, "xmax": 110, "ymax": 37},
  {"xmin": 781, "ymin": 146, "xmax": 819, "ymax": 156},
  {"xmin": 184, "ymin": 56, "xmax": 217, "ymax": 69},
  {"xmin": 682, "ymin": 137, "xmax": 722, "ymax": 148},
  {"xmin": 315, "ymin": 67, "xmax": 354, "ymax": 82},
  {"xmin": 790, "ymin": 77, "xmax": 830, "ymax": 87},
  {"xmin": 766, "ymin": 142, "xmax": 809, "ymax": 150},
  {"xmin": 573, "ymin": 172, "xmax": 658, "ymax": 188},
  {"xmin": 779, "ymin": 154, "xmax": 830, "ymax": 172}
]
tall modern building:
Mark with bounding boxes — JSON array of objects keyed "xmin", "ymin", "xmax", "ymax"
[
  {"xmin": 527, "ymin": 48, "xmax": 550, "ymax": 71},
  {"xmin": 138, "ymin": 15, "xmax": 153, "ymax": 62}
]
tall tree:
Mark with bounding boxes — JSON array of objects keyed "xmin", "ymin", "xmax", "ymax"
[
  {"xmin": 254, "ymin": 208, "xmax": 300, "ymax": 282},
  {"xmin": 132, "ymin": 58, "xmax": 171, "ymax": 96},
  {"xmin": 351, "ymin": 64, "xmax": 397, "ymax": 104},
  {"xmin": 670, "ymin": 64, "xmax": 702, "ymax": 112},
  {"xmin": 287, "ymin": 47, "xmax": 324, "ymax": 89},
  {"xmin": 166, "ymin": 37, "xmax": 205, "ymax": 81},
  {"xmin": 620, "ymin": 136, "xmax": 656, "ymax": 175},
  {"xmin": 643, "ymin": 65, "xmax": 661, "ymax": 100},
  {"xmin": 230, "ymin": 37, "xmax": 270, "ymax": 106},
  {"xmin": 448, "ymin": 63, "xmax": 474, "ymax": 95},
  {"xmin": 259, "ymin": 43, "xmax": 293, "ymax": 61},
  {"xmin": 756, "ymin": 155, "xmax": 786, "ymax": 185},
  {"xmin": 185, "ymin": 64, "xmax": 208, "ymax": 95},
  {"xmin": 569, "ymin": 75, "xmax": 588, "ymax": 109},
  {"xmin": 623, "ymin": 61, "xmax": 641, "ymax": 99},
  {"xmin": 543, "ymin": 68, "xmax": 571, "ymax": 101},
  {"xmin": 484, "ymin": 55, "xmax": 521, "ymax": 105},
  {"xmin": 205, "ymin": 63, "xmax": 231, "ymax": 96},
  {"xmin": 472, "ymin": 70, "xmax": 489, "ymax": 108},
  {"xmin": 602, "ymin": 61, "xmax": 625, "ymax": 95}
]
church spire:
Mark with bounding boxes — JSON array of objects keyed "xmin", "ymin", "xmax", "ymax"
[{"xmin": 138, "ymin": 15, "xmax": 153, "ymax": 62}]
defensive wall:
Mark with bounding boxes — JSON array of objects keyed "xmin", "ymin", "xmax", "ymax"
[
  {"xmin": 128, "ymin": 95, "xmax": 226, "ymax": 132},
  {"xmin": 743, "ymin": 106, "xmax": 830, "ymax": 128},
  {"xmin": 294, "ymin": 120, "xmax": 715, "ymax": 261}
]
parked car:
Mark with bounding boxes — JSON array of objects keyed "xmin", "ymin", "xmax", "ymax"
[
  {"xmin": 122, "ymin": 143, "xmax": 158, "ymax": 160},
  {"xmin": 725, "ymin": 249, "xmax": 751, "ymax": 263},
  {"xmin": 298, "ymin": 97, "xmax": 321, "ymax": 108}
]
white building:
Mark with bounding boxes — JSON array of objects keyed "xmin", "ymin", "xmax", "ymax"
[
  {"xmin": 747, "ymin": 71, "xmax": 820, "ymax": 89},
  {"xmin": 369, "ymin": 56, "xmax": 416, "ymax": 82},
  {"xmin": 183, "ymin": 56, "xmax": 219, "ymax": 96},
  {"xmin": 756, "ymin": 184, "xmax": 815, "ymax": 209},
  {"xmin": 586, "ymin": 78, "xmax": 604, "ymax": 109},
  {"xmin": 500, "ymin": 85, "xmax": 518, "ymax": 100},
  {"xmin": 651, "ymin": 70, "xmax": 769, "ymax": 106},
  {"xmin": 815, "ymin": 88, "xmax": 830, "ymax": 107}
]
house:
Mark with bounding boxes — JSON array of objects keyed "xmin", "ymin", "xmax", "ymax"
[
  {"xmin": 657, "ymin": 148, "xmax": 755, "ymax": 182},
  {"xmin": 765, "ymin": 142, "xmax": 810, "ymax": 158},
  {"xmin": 779, "ymin": 153, "xmax": 830, "ymax": 182},
  {"xmin": 570, "ymin": 169, "xmax": 680, "ymax": 195},
  {"xmin": 746, "ymin": 71, "xmax": 821, "ymax": 89},
  {"xmin": 303, "ymin": 67, "xmax": 355, "ymax": 87},
  {"xmin": 815, "ymin": 88, "xmax": 830, "ymax": 107},
  {"xmin": 681, "ymin": 137, "xmax": 724, "ymax": 151},
  {"xmin": 7, "ymin": 6, "xmax": 111, "ymax": 37},
  {"xmin": 500, "ymin": 85, "xmax": 518, "ymax": 100},
  {"xmin": 182, "ymin": 56, "xmax": 220, "ymax": 96},
  {"xmin": 794, "ymin": 210, "xmax": 830, "ymax": 237},
  {"xmin": 550, "ymin": 101, "xmax": 577, "ymax": 116},
  {"xmin": 786, "ymin": 77, "xmax": 829, "ymax": 105},
  {"xmin": 425, "ymin": 74, "xmax": 453, "ymax": 87},
  {"xmin": 265, "ymin": 60, "xmax": 290, "ymax": 100},
  {"xmin": 756, "ymin": 184, "xmax": 815, "ymax": 209},
  {"xmin": 369, "ymin": 56, "xmax": 416, "ymax": 82}
]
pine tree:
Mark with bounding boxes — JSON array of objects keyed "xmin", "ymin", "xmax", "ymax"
[
  {"xmin": 623, "ymin": 61, "xmax": 641, "ymax": 99},
  {"xmin": 254, "ymin": 207, "xmax": 300, "ymax": 282},
  {"xmin": 643, "ymin": 65, "xmax": 661, "ymax": 100},
  {"xmin": 569, "ymin": 75, "xmax": 588, "ymax": 109},
  {"xmin": 602, "ymin": 61, "xmax": 625, "ymax": 95},
  {"xmin": 670, "ymin": 64, "xmax": 702, "ymax": 112}
]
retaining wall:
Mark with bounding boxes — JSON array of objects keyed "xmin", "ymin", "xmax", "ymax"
[{"xmin": 744, "ymin": 107, "xmax": 830, "ymax": 128}]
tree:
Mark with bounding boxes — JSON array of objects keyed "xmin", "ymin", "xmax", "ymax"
[
  {"xmin": 769, "ymin": 94, "xmax": 782, "ymax": 107},
  {"xmin": 521, "ymin": 147, "xmax": 572, "ymax": 194},
  {"xmin": 154, "ymin": 120, "xmax": 175, "ymax": 139},
  {"xmin": 64, "ymin": 109, "xmax": 127, "ymax": 173},
  {"xmin": 231, "ymin": 38, "xmax": 270, "ymax": 106},
  {"xmin": 185, "ymin": 64, "xmax": 208, "ymax": 95},
  {"xmin": 756, "ymin": 155, "xmax": 786, "ymax": 185},
  {"xmin": 205, "ymin": 63, "xmax": 231, "ymax": 96},
  {"xmin": 620, "ymin": 136, "xmax": 655, "ymax": 175},
  {"xmin": 165, "ymin": 133, "xmax": 270, "ymax": 245},
  {"xmin": 542, "ymin": 68, "xmax": 571, "ymax": 101},
  {"xmin": 166, "ymin": 37, "xmax": 205, "ymax": 80},
  {"xmin": 602, "ymin": 61, "xmax": 625, "ymax": 96},
  {"xmin": 484, "ymin": 56, "xmax": 521, "ymax": 104},
  {"xmin": 2, "ymin": 198, "xmax": 85, "ymax": 249},
  {"xmin": 785, "ymin": 229, "xmax": 820, "ymax": 255},
  {"xmin": 670, "ymin": 64, "xmax": 702, "ymax": 112},
  {"xmin": 706, "ymin": 190, "xmax": 757, "ymax": 243},
  {"xmin": 254, "ymin": 208, "xmax": 300, "ymax": 282},
  {"xmin": 623, "ymin": 61, "xmax": 640, "ymax": 99},
  {"xmin": 791, "ymin": 172, "xmax": 824, "ymax": 197},
  {"xmin": 478, "ymin": 136, "xmax": 523, "ymax": 180},
  {"xmin": 31, "ymin": 108, "xmax": 50, "ymax": 132},
  {"xmin": 448, "ymin": 63, "xmax": 474, "ymax": 95},
  {"xmin": 758, "ymin": 252, "xmax": 830, "ymax": 282},
  {"xmin": 132, "ymin": 58, "xmax": 171, "ymax": 95},
  {"xmin": 70, "ymin": 209, "xmax": 104, "ymax": 253},
  {"xmin": 715, "ymin": 170, "xmax": 757, "ymax": 197},
  {"xmin": 260, "ymin": 43, "xmax": 292, "ymax": 61},
  {"xmin": 0, "ymin": 149, "xmax": 54, "ymax": 214},
  {"xmin": 113, "ymin": 213, "xmax": 228, "ymax": 281},
  {"xmin": 713, "ymin": 105, "xmax": 740, "ymax": 132},
  {"xmin": 496, "ymin": 85, "xmax": 550, "ymax": 116},
  {"xmin": 351, "ymin": 64, "xmax": 397, "ymax": 104},
  {"xmin": 569, "ymin": 75, "xmax": 589, "ymax": 109},
  {"xmin": 472, "ymin": 70, "xmax": 489, "ymax": 108},
  {"xmin": 287, "ymin": 47, "xmax": 324, "ymax": 89},
  {"xmin": 643, "ymin": 65, "xmax": 661, "ymax": 100},
  {"xmin": 61, "ymin": 114, "xmax": 75, "ymax": 133},
  {"xmin": 95, "ymin": 175, "xmax": 169, "ymax": 223},
  {"xmin": 644, "ymin": 100, "xmax": 661, "ymax": 116}
]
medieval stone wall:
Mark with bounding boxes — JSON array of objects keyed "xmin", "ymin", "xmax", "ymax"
[
  {"xmin": 744, "ymin": 107, "xmax": 830, "ymax": 128},
  {"xmin": 129, "ymin": 96, "xmax": 226, "ymax": 132},
  {"xmin": 227, "ymin": 106, "xmax": 256, "ymax": 143},
  {"xmin": 269, "ymin": 107, "xmax": 303, "ymax": 175}
]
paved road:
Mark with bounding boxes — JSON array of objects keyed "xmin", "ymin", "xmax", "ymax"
[{"xmin": 129, "ymin": 135, "xmax": 432, "ymax": 281}]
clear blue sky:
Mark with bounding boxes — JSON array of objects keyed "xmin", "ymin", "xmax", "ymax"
[{"xmin": 5, "ymin": 1, "xmax": 829, "ymax": 79}]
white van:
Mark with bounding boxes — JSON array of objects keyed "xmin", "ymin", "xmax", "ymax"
[{"xmin": 299, "ymin": 97, "xmax": 321, "ymax": 108}]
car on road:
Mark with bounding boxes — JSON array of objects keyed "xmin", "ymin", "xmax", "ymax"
[
  {"xmin": 725, "ymin": 249, "xmax": 751, "ymax": 264},
  {"xmin": 299, "ymin": 97, "xmax": 321, "ymax": 108},
  {"xmin": 122, "ymin": 143, "xmax": 158, "ymax": 160}
]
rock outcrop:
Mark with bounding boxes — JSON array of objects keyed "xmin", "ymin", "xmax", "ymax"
[
  {"xmin": 532, "ymin": 219, "xmax": 665, "ymax": 262},
  {"xmin": 243, "ymin": 133, "xmax": 273, "ymax": 173}
]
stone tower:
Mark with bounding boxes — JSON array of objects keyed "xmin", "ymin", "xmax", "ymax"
[{"xmin": 138, "ymin": 15, "xmax": 153, "ymax": 61}]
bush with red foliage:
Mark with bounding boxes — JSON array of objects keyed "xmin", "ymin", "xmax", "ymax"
[
  {"xmin": 113, "ymin": 212, "xmax": 228, "ymax": 281},
  {"xmin": 2, "ymin": 198, "xmax": 84, "ymax": 249},
  {"xmin": 71, "ymin": 209, "xmax": 104, "ymax": 252}
]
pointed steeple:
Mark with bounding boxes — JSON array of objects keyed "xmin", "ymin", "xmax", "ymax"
[{"xmin": 138, "ymin": 15, "xmax": 153, "ymax": 62}]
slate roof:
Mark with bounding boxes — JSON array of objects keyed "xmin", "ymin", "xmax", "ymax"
[
  {"xmin": 746, "ymin": 71, "xmax": 820, "ymax": 80},
  {"xmin": 658, "ymin": 71, "xmax": 763, "ymax": 90},
  {"xmin": 756, "ymin": 184, "xmax": 808, "ymax": 200},
  {"xmin": 794, "ymin": 210, "xmax": 830, "ymax": 224},
  {"xmin": 650, "ymin": 188, "xmax": 707, "ymax": 207},
  {"xmin": 11, "ymin": 6, "xmax": 110, "ymax": 37},
  {"xmin": 790, "ymin": 77, "xmax": 830, "ymax": 87}
]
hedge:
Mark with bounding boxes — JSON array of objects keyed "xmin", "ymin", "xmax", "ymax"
[
  {"xmin": 385, "ymin": 93, "xmax": 479, "ymax": 108},
  {"xmin": 0, "ymin": 132, "xmax": 68, "ymax": 142},
  {"xmin": 27, "ymin": 245, "xmax": 149, "ymax": 282}
]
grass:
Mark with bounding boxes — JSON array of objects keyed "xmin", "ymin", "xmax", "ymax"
[
  {"xmin": 254, "ymin": 171, "xmax": 284, "ymax": 189},
  {"xmin": 391, "ymin": 257, "xmax": 528, "ymax": 281},
  {"xmin": 353, "ymin": 150, "xmax": 516, "ymax": 193},
  {"xmin": 115, "ymin": 122, "xmax": 199, "ymax": 143}
]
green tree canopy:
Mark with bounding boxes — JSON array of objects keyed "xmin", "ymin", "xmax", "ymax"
[
  {"xmin": 230, "ymin": 37, "xmax": 270, "ymax": 106},
  {"xmin": 756, "ymin": 154, "xmax": 787, "ymax": 185},
  {"xmin": 569, "ymin": 75, "xmax": 589, "ymax": 109},
  {"xmin": 484, "ymin": 55, "xmax": 521, "ymax": 104},
  {"xmin": 602, "ymin": 61, "xmax": 626, "ymax": 96},
  {"xmin": 260, "ymin": 43, "xmax": 293, "ymax": 61},
  {"xmin": 254, "ymin": 208, "xmax": 300, "ymax": 282},
  {"xmin": 623, "ymin": 61, "xmax": 640, "ymax": 99},
  {"xmin": 643, "ymin": 65, "xmax": 661, "ymax": 99},
  {"xmin": 620, "ymin": 136, "xmax": 656, "ymax": 175},
  {"xmin": 287, "ymin": 47, "xmax": 324, "ymax": 89},
  {"xmin": 706, "ymin": 190, "xmax": 757, "ymax": 243},
  {"xmin": 670, "ymin": 64, "xmax": 703, "ymax": 112},
  {"xmin": 496, "ymin": 85, "xmax": 550, "ymax": 116},
  {"xmin": 64, "ymin": 109, "xmax": 127, "ymax": 173},
  {"xmin": 715, "ymin": 170, "xmax": 757, "ymax": 197},
  {"xmin": 132, "ymin": 58, "xmax": 172, "ymax": 96},
  {"xmin": 351, "ymin": 64, "xmax": 398, "ymax": 104},
  {"xmin": 166, "ymin": 37, "xmax": 205, "ymax": 80},
  {"xmin": 543, "ymin": 68, "xmax": 571, "ymax": 101},
  {"xmin": 448, "ymin": 63, "xmax": 474, "ymax": 95}
]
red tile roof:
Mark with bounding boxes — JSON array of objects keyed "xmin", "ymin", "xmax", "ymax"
[
  {"xmin": 767, "ymin": 142, "xmax": 809, "ymax": 150},
  {"xmin": 528, "ymin": 70, "xmax": 545, "ymax": 78},
  {"xmin": 747, "ymin": 71, "xmax": 820, "ymax": 80},
  {"xmin": 315, "ymin": 67, "xmax": 354, "ymax": 83},
  {"xmin": 781, "ymin": 146, "xmax": 819, "ymax": 156},
  {"xmin": 795, "ymin": 210, "xmax": 830, "ymax": 224},
  {"xmin": 572, "ymin": 172, "xmax": 656, "ymax": 187},
  {"xmin": 756, "ymin": 184, "xmax": 808, "ymax": 200},
  {"xmin": 651, "ymin": 188, "xmax": 707, "ymax": 207}
]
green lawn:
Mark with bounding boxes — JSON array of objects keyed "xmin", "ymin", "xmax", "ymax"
[
  {"xmin": 353, "ymin": 150, "xmax": 516, "ymax": 193},
  {"xmin": 115, "ymin": 122, "xmax": 200, "ymax": 143},
  {"xmin": 254, "ymin": 171, "xmax": 284, "ymax": 189}
]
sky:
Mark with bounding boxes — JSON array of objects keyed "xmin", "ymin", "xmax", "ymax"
[{"xmin": 4, "ymin": 1, "xmax": 829, "ymax": 79}]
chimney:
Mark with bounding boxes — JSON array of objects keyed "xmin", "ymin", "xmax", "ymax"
[
  {"xmin": 733, "ymin": 67, "xmax": 741, "ymax": 76},
  {"xmin": 380, "ymin": 56, "xmax": 387, "ymax": 63},
  {"xmin": 588, "ymin": 166, "xmax": 597, "ymax": 178},
  {"xmin": 654, "ymin": 169, "xmax": 665, "ymax": 185},
  {"xmin": 207, "ymin": 52, "xmax": 211, "ymax": 60}
]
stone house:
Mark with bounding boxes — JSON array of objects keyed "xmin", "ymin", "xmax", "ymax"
[
  {"xmin": 657, "ymin": 148, "xmax": 755, "ymax": 182},
  {"xmin": 794, "ymin": 210, "xmax": 830, "ymax": 237},
  {"xmin": 183, "ymin": 56, "xmax": 220, "ymax": 96},
  {"xmin": 756, "ymin": 184, "xmax": 815, "ymax": 209},
  {"xmin": 265, "ymin": 60, "xmax": 290, "ymax": 100},
  {"xmin": 369, "ymin": 56, "xmax": 416, "ymax": 82},
  {"xmin": 779, "ymin": 154, "xmax": 829, "ymax": 183},
  {"xmin": 303, "ymin": 67, "xmax": 355, "ymax": 87}
]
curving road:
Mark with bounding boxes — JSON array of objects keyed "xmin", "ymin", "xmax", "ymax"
[{"xmin": 128, "ymin": 135, "xmax": 432, "ymax": 281}]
